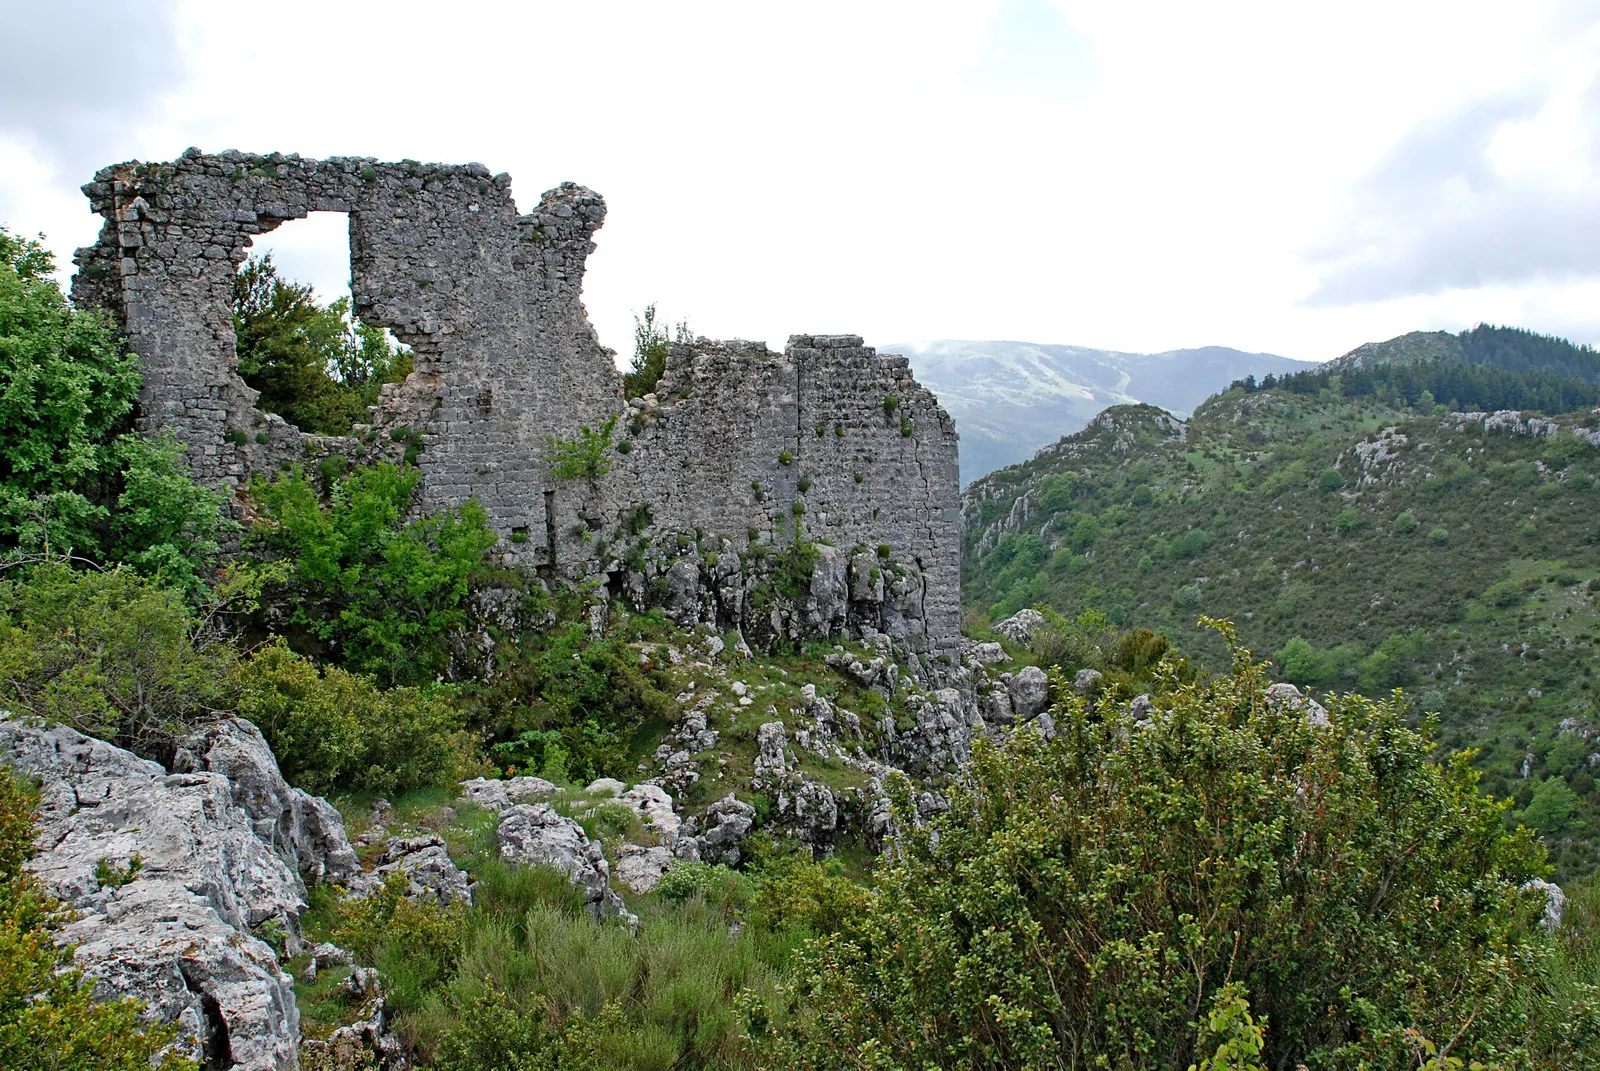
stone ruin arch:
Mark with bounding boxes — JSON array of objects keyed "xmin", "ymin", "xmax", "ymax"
[{"xmin": 73, "ymin": 149, "xmax": 964, "ymax": 654}]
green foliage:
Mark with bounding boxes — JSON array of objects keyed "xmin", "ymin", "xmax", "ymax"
[
  {"xmin": 1393, "ymin": 510, "xmax": 1419, "ymax": 534},
  {"xmin": 93, "ymin": 853, "xmax": 143, "ymax": 888},
  {"xmin": 1189, "ymin": 984, "xmax": 1266, "ymax": 1071},
  {"xmin": 759, "ymin": 630, "xmax": 1563, "ymax": 1069},
  {"xmin": 1168, "ymin": 528, "xmax": 1210, "ymax": 558},
  {"xmin": 622, "ymin": 304, "xmax": 688, "ymax": 399},
  {"xmin": 232, "ymin": 254, "xmax": 411, "ymax": 435},
  {"xmin": 1428, "ymin": 525, "xmax": 1450, "ymax": 545},
  {"xmin": 0, "ymin": 228, "xmax": 227, "ymax": 586},
  {"xmin": 0, "ymin": 770, "xmax": 196, "ymax": 1070},
  {"xmin": 248, "ymin": 462, "xmax": 496, "ymax": 684},
  {"xmin": 0, "ymin": 563, "xmax": 234, "ymax": 756},
  {"xmin": 468, "ymin": 616, "xmax": 676, "ymax": 785},
  {"xmin": 547, "ymin": 415, "xmax": 618, "ymax": 482},
  {"xmin": 1317, "ymin": 467, "xmax": 1345, "ymax": 492},
  {"xmin": 0, "ymin": 228, "xmax": 139, "ymax": 552},
  {"xmin": 233, "ymin": 641, "xmax": 472, "ymax": 796},
  {"xmin": 1522, "ymin": 777, "xmax": 1584, "ymax": 836}
]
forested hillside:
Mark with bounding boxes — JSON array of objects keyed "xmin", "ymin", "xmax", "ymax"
[{"xmin": 964, "ymin": 326, "xmax": 1600, "ymax": 878}]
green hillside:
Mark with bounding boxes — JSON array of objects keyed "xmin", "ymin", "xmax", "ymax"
[{"xmin": 963, "ymin": 342, "xmax": 1600, "ymax": 878}]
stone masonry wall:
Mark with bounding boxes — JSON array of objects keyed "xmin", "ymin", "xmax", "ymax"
[{"xmin": 73, "ymin": 150, "xmax": 962, "ymax": 652}]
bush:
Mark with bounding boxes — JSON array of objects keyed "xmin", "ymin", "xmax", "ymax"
[
  {"xmin": 248, "ymin": 462, "xmax": 496, "ymax": 684},
  {"xmin": 1167, "ymin": 528, "xmax": 1210, "ymax": 558},
  {"xmin": 0, "ymin": 563, "xmax": 233, "ymax": 757},
  {"xmin": 233, "ymin": 641, "xmax": 472, "ymax": 796},
  {"xmin": 1173, "ymin": 583, "xmax": 1202, "ymax": 608},
  {"xmin": 0, "ymin": 770, "xmax": 196, "ymax": 1070},
  {"xmin": 759, "ymin": 624, "xmax": 1572, "ymax": 1069},
  {"xmin": 1393, "ymin": 510, "xmax": 1419, "ymax": 534},
  {"xmin": 1428, "ymin": 525, "xmax": 1450, "ymax": 545},
  {"xmin": 547, "ymin": 415, "xmax": 618, "ymax": 482},
  {"xmin": 1317, "ymin": 467, "xmax": 1346, "ymax": 492}
]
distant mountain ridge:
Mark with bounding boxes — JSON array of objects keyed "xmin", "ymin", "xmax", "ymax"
[
  {"xmin": 1319, "ymin": 324, "xmax": 1600, "ymax": 385},
  {"xmin": 894, "ymin": 339, "xmax": 1312, "ymax": 484}
]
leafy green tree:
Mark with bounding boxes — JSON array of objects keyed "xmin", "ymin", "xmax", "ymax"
[
  {"xmin": 248, "ymin": 462, "xmax": 496, "ymax": 684},
  {"xmin": 1317, "ymin": 467, "xmax": 1345, "ymax": 492},
  {"xmin": 760, "ymin": 624, "xmax": 1569, "ymax": 1070},
  {"xmin": 1272, "ymin": 635, "xmax": 1333, "ymax": 687},
  {"xmin": 1523, "ymin": 777, "xmax": 1584, "ymax": 836},
  {"xmin": 0, "ymin": 228, "xmax": 138, "ymax": 553},
  {"xmin": 0, "ymin": 771, "xmax": 195, "ymax": 1070},
  {"xmin": 232, "ymin": 254, "xmax": 410, "ymax": 435},
  {"xmin": 1393, "ymin": 510, "xmax": 1418, "ymax": 534},
  {"xmin": 621, "ymin": 304, "xmax": 691, "ymax": 399}
]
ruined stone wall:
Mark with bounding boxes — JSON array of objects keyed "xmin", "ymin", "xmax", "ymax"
[{"xmin": 74, "ymin": 150, "xmax": 962, "ymax": 651}]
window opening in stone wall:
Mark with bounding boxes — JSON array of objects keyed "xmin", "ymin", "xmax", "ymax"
[{"xmin": 234, "ymin": 212, "xmax": 412, "ymax": 436}]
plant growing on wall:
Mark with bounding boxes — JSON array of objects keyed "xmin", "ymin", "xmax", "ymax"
[{"xmin": 546, "ymin": 414, "xmax": 618, "ymax": 482}]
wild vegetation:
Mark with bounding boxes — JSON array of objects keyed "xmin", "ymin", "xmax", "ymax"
[
  {"xmin": 7, "ymin": 233, "xmax": 1600, "ymax": 1069},
  {"xmin": 964, "ymin": 325, "xmax": 1600, "ymax": 878}
]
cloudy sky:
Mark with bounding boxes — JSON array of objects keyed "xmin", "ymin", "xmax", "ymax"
[{"xmin": 5, "ymin": 0, "xmax": 1600, "ymax": 363}]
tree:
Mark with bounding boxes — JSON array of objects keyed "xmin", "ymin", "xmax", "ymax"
[
  {"xmin": 621, "ymin": 304, "xmax": 692, "ymax": 399},
  {"xmin": 0, "ymin": 770, "xmax": 195, "ymax": 1070},
  {"xmin": 759, "ymin": 623, "xmax": 1573, "ymax": 1070},
  {"xmin": 1523, "ymin": 777, "xmax": 1583, "ymax": 837},
  {"xmin": 247, "ymin": 462, "xmax": 497, "ymax": 684},
  {"xmin": 231, "ymin": 254, "xmax": 411, "ymax": 435},
  {"xmin": 0, "ymin": 228, "xmax": 139, "ymax": 553}
]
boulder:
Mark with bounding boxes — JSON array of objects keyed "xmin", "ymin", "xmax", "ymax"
[
  {"xmin": 173, "ymin": 717, "xmax": 360, "ymax": 887},
  {"xmin": 1, "ymin": 715, "xmax": 301, "ymax": 1070},
  {"xmin": 1265, "ymin": 682, "xmax": 1330, "ymax": 727},
  {"xmin": 585, "ymin": 777, "xmax": 628, "ymax": 797},
  {"xmin": 497, "ymin": 803, "xmax": 632, "ymax": 921},
  {"xmin": 459, "ymin": 775, "xmax": 559, "ymax": 811},
  {"xmin": 364, "ymin": 835, "xmax": 472, "ymax": 906},
  {"xmin": 696, "ymin": 794, "xmax": 757, "ymax": 866},
  {"xmin": 1008, "ymin": 665, "xmax": 1051, "ymax": 719},
  {"xmin": 617, "ymin": 783, "xmax": 681, "ymax": 843},
  {"xmin": 1524, "ymin": 877, "xmax": 1567, "ymax": 932},
  {"xmin": 614, "ymin": 844, "xmax": 675, "ymax": 894},
  {"xmin": 993, "ymin": 608, "xmax": 1046, "ymax": 645}
]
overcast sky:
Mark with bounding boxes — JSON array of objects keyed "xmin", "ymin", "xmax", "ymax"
[{"xmin": 6, "ymin": 0, "xmax": 1600, "ymax": 364}]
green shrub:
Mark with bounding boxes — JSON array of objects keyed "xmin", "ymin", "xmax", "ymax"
[
  {"xmin": 1173, "ymin": 583, "xmax": 1202, "ymax": 608},
  {"xmin": 0, "ymin": 563, "xmax": 234, "ymax": 756},
  {"xmin": 547, "ymin": 414, "xmax": 618, "ymax": 482},
  {"xmin": 1317, "ymin": 467, "xmax": 1345, "ymax": 492},
  {"xmin": 1334, "ymin": 507, "xmax": 1366, "ymax": 532},
  {"xmin": 233, "ymin": 641, "xmax": 471, "ymax": 796},
  {"xmin": 247, "ymin": 462, "xmax": 496, "ymax": 684},
  {"xmin": 1428, "ymin": 525, "xmax": 1450, "ymax": 545},
  {"xmin": 1168, "ymin": 528, "xmax": 1211, "ymax": 558},
  {"xmin": 758, "ymin": 626, "xmax": 1570, "ymax": 1069},
  {"xmin": 0, "ymin": 770, "xmax": 196, "ymax": 1070},
  {"xmin": 1393, "ymin": 510, "xmax": 1419, "ymax": 534}
]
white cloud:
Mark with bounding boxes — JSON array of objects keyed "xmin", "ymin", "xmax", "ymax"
[{"xmin": 5, "ymin": 0, "xmax": 1600, "ymax": 365}]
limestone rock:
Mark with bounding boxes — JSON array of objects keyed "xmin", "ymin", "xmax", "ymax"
[
  {"xmin": 992, "ymin": 608, "xmax": 1046, "ymax": 645},
  {"xmin": 459, "ymin": 775, "xmax": 559, "ymax": 812},
  {"xmin": 615, "ymin": 844, "xmax": 675, "ymax": 894},
  {"xmin": 617, "ymin": 783, "xmax": 681, "ymax": 843},
  {"xmin": 1008, "ymin": 665, "xmax": 1051, "ymax": 720},
  {"xmin": 585, "ymin": 777, "xmax": 627, "ymax": 797},
  {"xmin": 696, "ymin": 795, "xmax": 757, "ymax": 866},
  {"xmin": 1265, "ymin": 682, "xmax": 1330, "ymax": 727},
  {"xmin": 364, "ymin": 836, "xmax": 472, "ymax": 906},
  {"xmin": 173, "ymin": 716, "xmax": 360, "ymax": 888},
  {"xmin": 497, "ymin": 803, "xmax": 631, "ymax": 921},
  {"xmin": 1, "ymin": 716, "xmax": 301, "ymax": 1070},
  {"xmin": 1524, "ymin": 877, "xmax": 1566, "ymax": 932},
  {"xmin": 966, "ymin": 641, "xmax": 1011, "ymax": 666},
  {"xmin": 1073, "ymin": 668, "xmax": 1103, "ymax": 695}
]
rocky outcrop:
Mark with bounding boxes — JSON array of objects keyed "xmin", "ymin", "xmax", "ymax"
[
  {"xmin": 1008, "ymin": 665, "xmax": 1051, "ymax": 720},
  {"xmin": 173, "ymin": 717, "xmax": 360, "ymax": 888},
  {"xmin": 992, "ymin": 608, "xmax": 1046, "ymax": 645},
  {"xmin": 1, "ymin": 715, "xmax": 306, "ymax": 1071},
  {"xmin": 497, "ymin": 802, "xmax": 633, "ymax": 922},
  {"xmin": 459, "ymin": 774, "xmax": 558, "ymax": 810},
  {"xmin": 362, "ymin": 835, "xmax": 472, "ymax": 906},
  {"xmin": 688, "ymin": 795, "xmax": 757, "ymax": 866}
]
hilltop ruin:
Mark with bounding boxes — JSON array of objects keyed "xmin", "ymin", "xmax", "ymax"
[{"xmin": 73, "ymin": 149, "xmax": 962, "ymax": 655}]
